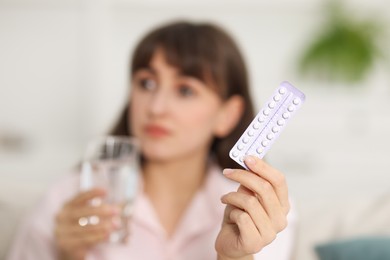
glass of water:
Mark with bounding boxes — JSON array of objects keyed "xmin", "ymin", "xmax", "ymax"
[{"xmin": 80, "ymin": 136, "xmax": 140, "ymax": 243}]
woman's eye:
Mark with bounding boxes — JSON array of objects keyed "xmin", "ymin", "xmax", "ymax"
[
  {"xmin": 138, "ymin": 78, "xmax": 156, "ymax": 90},
  {"xmin": 178, "ymin": 85, "xmax": 195, "ymax": 97}
]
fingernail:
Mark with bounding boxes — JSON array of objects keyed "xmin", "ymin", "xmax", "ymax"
[
  {"xmin": 223, "ymin": 168, "xmax": 234, "ymax": 175},
  {"xmin": 244, "ymin": 155, "xmax": 255, "ymax": 165}
]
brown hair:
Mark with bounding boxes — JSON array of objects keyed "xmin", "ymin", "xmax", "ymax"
[{"xmin": 111, "ymin": 21, "xmax": 254, "ymax": 169}]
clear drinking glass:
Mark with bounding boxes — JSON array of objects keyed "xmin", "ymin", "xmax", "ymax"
[{"xmin": 80, "ymin": 136, "xmax": 140, "ymax": 243}]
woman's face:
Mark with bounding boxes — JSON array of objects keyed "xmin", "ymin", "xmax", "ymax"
[{"xmin": 129, "ymin": 50, "xmax": 225, "ymax": 162}]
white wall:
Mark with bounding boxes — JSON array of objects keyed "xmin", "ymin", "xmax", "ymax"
[{"xmin": 1, "ymin": 0, "xmax": 390, "ymax": 259}]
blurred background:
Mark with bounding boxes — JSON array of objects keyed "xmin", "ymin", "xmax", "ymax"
[{"xmin": 0, "ymin": 0, "xmax": 389, "ymax": 259}]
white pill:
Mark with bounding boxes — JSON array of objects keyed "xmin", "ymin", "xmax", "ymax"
[
  {"xmin": 293, "ymin": 98, "xmax": 301, "ymax": 105},
  {"xmin": 272, "ymin": 126, "xmax": 280, "ymax": 133},
  {"xmin": 258, "ymin": 116, "xmax": 265, "ymax": 123},
  {"xmin": 229, "ymin": 83, "xmax": 305, "ymax": 167},
  {"xmin": 277, "ymin": 119, "xmax": 285, "ymax": 126}
]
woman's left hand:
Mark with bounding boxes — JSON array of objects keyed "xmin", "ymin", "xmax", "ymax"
[{"xmin": 215, "ymin": 155, "xmax": 290, "ymax": 260}]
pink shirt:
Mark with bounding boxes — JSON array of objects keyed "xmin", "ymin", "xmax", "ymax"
[{"xmin": 7, "ymin": 164, "xmax": 297, "ymax": 260}]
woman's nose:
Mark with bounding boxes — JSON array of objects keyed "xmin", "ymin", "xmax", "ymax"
[{"xmin": 148, "ymin": 88, "xmax": 170, "ymax": 116}]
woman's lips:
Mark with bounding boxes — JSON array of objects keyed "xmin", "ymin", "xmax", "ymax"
[{"xmin": 144, "ymin": 125, "xmax": 171, "ymax": 138}]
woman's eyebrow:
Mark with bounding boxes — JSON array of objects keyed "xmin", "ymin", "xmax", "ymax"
[
  {"xmin": 136, "ymin": 66, "xmax": 156, "ymax": 75},
  {"xmin": 179, "ymin": 73, "xmax": 206, "ymax": 83}
]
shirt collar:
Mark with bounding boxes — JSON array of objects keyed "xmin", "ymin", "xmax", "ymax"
[{"xmin": 131, "ymin": 162, "xmax": 238, "ymax": 240}]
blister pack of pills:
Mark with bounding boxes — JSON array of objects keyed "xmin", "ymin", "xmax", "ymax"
[{"xmin": 229, "ymin": 81, "xmax": 305, "ymax": 169}]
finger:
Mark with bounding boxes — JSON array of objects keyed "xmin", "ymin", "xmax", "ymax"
[
  {"xmin": 57, "ymin": 204, "xmax": 120, "ymax": 225},
  {"xmin": 244, "ymin": 156, "xmax": 290, "ymax": 212},
  {"xmin": 230, "ymin": 207, "xmax": 278, "ymax": 251},
  {"xmin": 70, "ymin": 205, "xmax": 120, "ymax": 222},
  {"xmin": 66, "ymin": 188, "xmax": 107, "ymax": 207},
  {"xmin": 56, "ymin": 218, "xmax": 115, "ymax": 244},
  {"xmin": 222, "ymin": 192, "xmax": 267, "ymax": 229},
  {"xmin": 222, "ymin": 192, "xmax": 287, "ymax": 232},
  {"xmin": 79, "ymin": 228, "xmax": 110, "ymax": 246},
  {"xmin": 57, "ymin": 226, "xmax": 110, "ymax": 251},
  {"xmin": 237, "ymin": 184, "xmax": 254, "ymax": 196},
  {"xmin": 229, "ymin": 208, "xmax": 263, "ymax": 254},
  {"xmin": 223, "ymin": 170, "xmax": 283, "ymax": 221},
  {"xmin": 222, "ymin": 203, "xmax": 238, "ymax": 225}
]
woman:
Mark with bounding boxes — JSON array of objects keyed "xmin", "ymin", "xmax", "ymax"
[{"xmin": 7, "ymin": 21, "xmax": 296, "ymax": 260}]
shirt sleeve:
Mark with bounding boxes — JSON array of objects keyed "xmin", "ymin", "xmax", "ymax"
[
  {"xmin": 5, "ymin": 197, "xmax": 58, "ymax": 260},
  {"xmin": 6, "ymin": 174, "xmax": 78, "ymax": 260},
  {"xmin": 253, "ymin": 199, "xmax": 298, "ymax": 260}
]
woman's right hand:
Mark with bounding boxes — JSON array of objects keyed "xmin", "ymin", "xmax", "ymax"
[{"xmin": 55, "ymin": 188, "xmax": 121, "ymax": 260}]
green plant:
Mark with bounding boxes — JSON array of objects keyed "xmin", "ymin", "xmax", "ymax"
[{"xmin": 298, "ymin": 1, "xmax": 384, "ymax": 83}]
